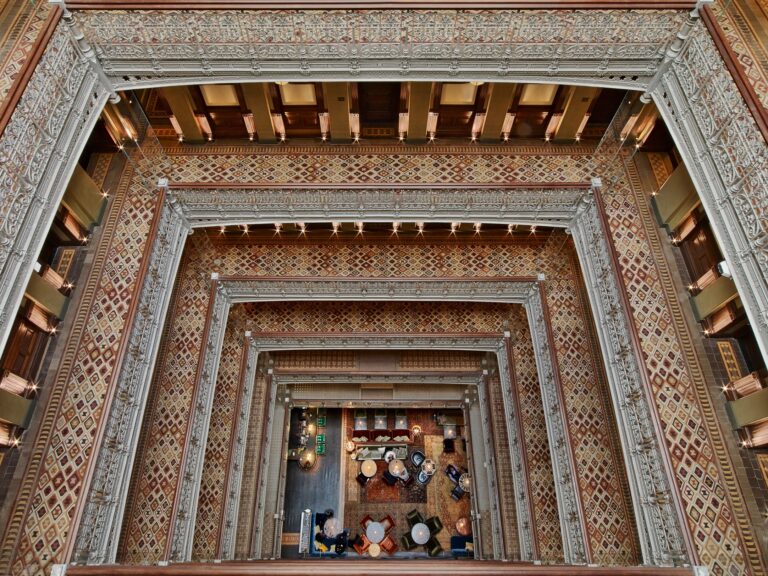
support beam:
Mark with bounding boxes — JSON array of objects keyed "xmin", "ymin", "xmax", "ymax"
[
  {"xmin": 322, "ymin": 82, "xmax": 352, "ymax": 143},
  {"xmin": 554, "ymin": 87, "xmax": 600, "ymax": 142},
  {"xmin": 161, "ymin": 87, "xmax": 205, "ymax": 143},
  {"xmin": 25, "ymin": 273, "xmax": 68, "ymax": 320},
  {"xmin": 690, "ymin": 276, "xmax": 738, "ymax": 322},
  {"xmin": 651, "ymin": 164, "xmax": 700, "ymax": 233},
  {"xmin": 406, "ymin": 82, "xmax": 433, "ymax": 142},
  {"xmin": 241, "ymin": 83, "xmax": 277, "ymax": 144},
  {"xmin": 61, "ymin": 165, "xmax": 107, "ymax": 230},
  {"xmin": 480, "ymin": 83, "xmax": 516, "ymax": 142}
]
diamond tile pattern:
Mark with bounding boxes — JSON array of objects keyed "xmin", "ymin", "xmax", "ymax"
[
  {"xmin": 193, "ymin": 309, "xmax": 248, "ymax": 560},
  {"xmin": 600, "ymin": 159, "xmax": 753, "ymax": 574},
  {"xmin": 169, "ymin": 147, "xmax": 595, "ymax": 185},
  {"xmin": 121, "ymin": 232, "xmax": 638, "ymax": 565},
  {"xmin": 509, "ymin": 305, "xmax": 564, "ymax": 562},
  {"xmin": 9, "ymin": 170, "xmax": 157, "ymax": 576},
  {"xmin": 0, "ymin": 0, "xmax": 51, "ymax": 113},
  {"xmin": 538, "ymin": 236, "xmax": 640, "ymax": 565},
  {"xmin": 4, "ymin": 146, "xmax": 756, "ymax": 574}
]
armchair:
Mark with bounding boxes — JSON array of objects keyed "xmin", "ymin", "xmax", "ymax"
[
  {"xmin": 425, "ymin": 515, "xmax": 443, "ymax": 535},
  {"xmin": 425, "ymin": 537, "xmax": 444, "ymax": 557},
  {"xmin": 406, "ymin": 509, "xmax": 424, "ymax": 528},
  {"xmin": 400, "ymin": 532, "xmax": 418, "ymax": 551}
]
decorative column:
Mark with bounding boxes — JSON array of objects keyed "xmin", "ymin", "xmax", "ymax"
[{"xmin": 523, "ymin": 284, "xmax": 588, "ymax": 565}]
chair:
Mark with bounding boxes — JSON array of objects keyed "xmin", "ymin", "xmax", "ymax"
[
  {"xmin": 425, "ymin": 537, "xmax": 444, "ymax": 557},
  {"xmin": 400, "ymin": 531, "xmax": 418, "ymax": 551},
  {"xmin": 406, "ymin": 509, "xmax": 424, "ymax": 528},
  {"xmin": 382, "ymin": 470, "xmax": 399, "ymax": 486},
  {"xmin": 445, "ymin": 464, "xmax": 461, "ymax": 484},
  {"xmin": 380, "ymin": 534, "xmax": 398, "ymax": 555},
  {"xmin": 352, "ymin": 534, "xmax": 371, "ymax": 555},
  {"xmin": 380, "ymin": 514, "xmax": 395, "ymax": 532},
  {"xmin": 416, "ymin": 470, "xmax": 432, "ymax": 486},
  {"xmin": 451, "ymin": 484, "xmax": 466, "ymax": 501},
  {"xmin": 410, "ymin": 450, "xmax": 425, "ymax": 467},
  {"xmin": 360, "ymin": 514, "xmax": 373, "ymax": 530},
  {"xmin": 356, "ymin": 472, "xmax": 369, "ymax": 487},
  {"xmin": 425, "ymin": 515, "xmax": 443, "ymax": 535},
  {"xmin": 443, "ymin": 438, "xmax": 456, "ymax": 453}
]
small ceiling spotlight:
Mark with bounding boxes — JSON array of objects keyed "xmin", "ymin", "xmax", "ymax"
[
  {"xmin": 241, "ymin": 224, "xmax": 249, "ymax": 235},
  {"xmin": 355, "ymin": 221, "xmax": 364, "ymax": 235},
  {"xmin": 507, "ymin": 223, "xmax": 517, "ymax": 235},
  {"xmin": 297, "ymin": 222, "xmax": 307, "ymax": 235},
  {"xmin": 473, "ymin": 222, "xmax": 482, "ymax": 235},
  {"xmin": 331, "ymin": 222, "xmax": 340, "ymax": 235},
  {"xmin": 530, "ymin": 225, "xmax": 537, "ymax": 234},
  {"xmin": 392, "ymin": 221, "xmax": 400, "ymax": 235},
  {"xmin": 220, "ymin": 226, "xmax": 226, "ymax": 234},
  {"xmin": 416, "ymin": 222, "xmax": 425, "ymax": 235},
  {"xmin": 274, "ymin": 222, "xmax": 283, "ymax": 235},
  {"xmin": 450, "ymin": 222, "xmax": 460, "ymax": 235}
]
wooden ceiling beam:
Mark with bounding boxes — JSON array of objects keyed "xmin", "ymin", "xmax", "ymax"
[
  {"xmin": 479, "ymin": 83, "xmax": 516, "ymax": 142},
  {"xmin": 241, "ymin": 82, "xmax": 277, "ymax": 143},
  {"xmin": 406, "ymin": 82, "xmax": 434, "ymax": 142}
]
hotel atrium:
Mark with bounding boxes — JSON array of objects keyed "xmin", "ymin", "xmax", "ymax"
[{"xmin": 0, "ymin": 2, "xmax": 766, "ymax": 575}]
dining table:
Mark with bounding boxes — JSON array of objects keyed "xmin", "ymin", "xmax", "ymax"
[
  {"xmin": 411, "ymin": 522, "xmax": 430, "ymax": 545},
  {"xmin": 361, "ymin": 459, "xmax": 377, "ymax": 478},
  {"xmin": 366, "ymin": 521, "xmax": 385, "ymax": 544}
]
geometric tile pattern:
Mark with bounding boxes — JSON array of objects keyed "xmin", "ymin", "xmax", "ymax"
[
  {"xmin": 538, "ymin": 235, "xmax": 640, "ymax": 565},
  {"xmin": 169, "ymin": 147, "xmax": 595, "ymax": 186},
  {"xmin": 0, "ymin": 0, "xmax": 51, "ymax": 116},
  {"xmin": 485, "ymin": 369, "xmax": 521, "ymax": 560},
  {"xmin": 645, "ymin": 152, "xmax": 674, "ymax": 191},
  {"xmin": 710, "ymin": 1, "xmax": 768, "ymax": 110},
  {"xmin": 716, "ymin": 341, "xmax": 746, "ymax": 382},
  {"xmin": 120, "ymin": 232, "xmax": 638, "ymax": 565},
  {"xmin": 234, "ymin": 354, "xmax": 270, "ymax": 559},
  {"xmin": 600, "ymin": 158, "xmax": 755, "ymax": 574},
  {"xmin": 509, "ymin": 305, "xmax": 564, "ymax": 562},
  {"xmin": 6, "ymin": 142, "xmax": 756, "ymax": 573},
  {"xmin": 118, "ymin": 239, "xmax": 217, "ymax": 563},
  {"xmin": 7, "ymin": 169, "xmax": 157, "ymax": 576},
  {"xmin": 193, "ymin": 308, "xmax": 248, "ymax": 560}
]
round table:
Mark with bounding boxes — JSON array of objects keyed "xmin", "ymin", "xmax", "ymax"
[
  {"xmin": 366, "ymin": 521, "xmax": 385, "ymax": 544},
  {"xmin": 421, "ymin": 459, "xmax": 436, "ymax": 475},
  {"xmin": 323, "ymin": 517, "xmax": 342, "ymax": 538},
  {"xmin": 455, "ymin": 516, "xmax": 472, "ymax": 536},
  {"xmin": 411, "ymin": 522, "xmax": 430, "ymax": 545},
  {"xmin": 361, "ymin": 459, "xmax": 377, "ymax": 478},
  {"xmin": 388, "ymin": 458, "xmax": 405, "ymax": 477},
  {"xmin": 459, "ymin": 473, "xmax": 472, "ymax": 492},
  {"xmin": 368, "ymin": 542, "xmax": 381, "ymax": 558}
]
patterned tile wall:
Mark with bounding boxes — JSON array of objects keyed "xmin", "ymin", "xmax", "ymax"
[
  {"xmin": 538, "ymin": 234, "xmax": 640, "ymax": 564},
  {"xmin": 710, "ymin": 0, "xmax": 768, "ymax": 111},
  {"xmin": 0, "ymin": 0, "xmax": 51, "ymax": 118},
  {"xmin": 234, "ymin": 354, "xmax": 270, "ymax": 559},
  {"xmin": 192, "ymin": 307, "xmax": 248, "ymax": 560},
  {"xmin": 509, "ymin": 305, "xmax": 564, "ymax": 562},
  {"xmin": 117, "ymin": 233, "xmax": 217, "ymax": 563},
  {"xmin": 168, "ymin": 147, "xmax": 595, "ymax": 185},
  {"xmin": 4, "ymin": 143, "xmax": 758, "ymax": 573},
  {"xmin": 485, "ymin": 368, "xmax": 521, "ymax": 560},
  {"xmin": 121, "ymin": 231, "xmax": 637, "ymax": 565},
  {"xmin": 6, "ymin": 166, "xmax": 158, "ymax": 576},
  {"xmin": 599, "ymin": 157, "xmax": 758, "ymax": 573}
]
